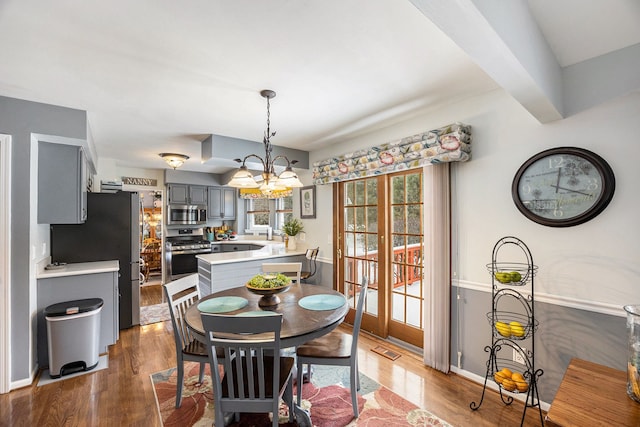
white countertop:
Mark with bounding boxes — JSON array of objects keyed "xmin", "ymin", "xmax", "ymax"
[
  {"xmin": 210, "ymin": 239, "xmax": 270, "ymax": 245},
  {"xmin": 37, "ymin": 260, "xmax": 120, "ymax": 279},
  {"xmin": 196, "ymin": 241, "xmax": 306, "ymax": 265}
]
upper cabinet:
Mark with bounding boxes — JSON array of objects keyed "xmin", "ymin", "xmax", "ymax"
[
  {"xmin": 208, "ymin": 186, "xmax": 237, "ymax": 220},
  {"xmin": 38, "ymin": 142, "xmax": 88, "ymax": 224},
  {"xmin": 167, "ymin": 184, "xmax": 207, "ymax": 205}
]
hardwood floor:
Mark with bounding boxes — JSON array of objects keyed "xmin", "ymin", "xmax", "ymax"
[
  {"xmin": 140, "ymin": 280, "xmax": 163, "ymax": 306},
  {"xmin": 0, "ymin": 322, "xmax": 546, "ymax": 426}
]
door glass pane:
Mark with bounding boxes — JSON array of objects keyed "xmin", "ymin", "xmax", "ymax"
[
  {"xmin": 345, "ymin": 181, "xmax": 354, "ymax": 205},
  {"xmin": 365, "ymin": 233, "xmax": 378, "ymax": 254},
  {"xmin": 366, "ymin": 180, "xmax": 378, "ymax": 204},
  {"xmin": 406, "ymin": 173, "xmax": 422, "ymax": 203},
  {"xmin": 345, "ymin": 206, "xmax": 354, "ymax": 229},
  {"xmin": 355, "ymin": 206, "xmax": 365, "ymax": 232},
  {"xmin": 408, "ymin": 234, "xmax": 422, "ymax": 246},
  {"xmin": 407, "ymin": 204, "xmax": 422, "ymax": 230},
  {"xmin": 405, "ymin": 296, "xmax": 422, "ymax": 327},
  {"xmin": 354, "ymin": 181, "xmax": 365, "ymax": 205},
  {"xmin": 363, "ymin": 256, "xmax": 378, "ymax": 316},
  {"xmin": 392, "ymin": 175, "xmax": 405, "ymax": 203},
  {"xmin": 345, "ymin": 258, "xmax": 356, "ymax": 283},
  {"xmin": 355, "ymin": 232, "xmax": 366, "ymax": 256},
  {"xmin": 392, "ymin": 206, "xmax": 405, "ymax": 233},
  {"xmin": 366, "ymin": 207, "xmax": 378, "ymax": 233},
  {"xmin": 345, "ymin": 232, "xmax": 356, "ymax": 256}
]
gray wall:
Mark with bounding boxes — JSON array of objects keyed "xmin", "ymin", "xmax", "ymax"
[
  {"xmin": 301, "ymin": 255, "xmax": 331, "ymax": 287},
  {"xmin": 452, "ymin": 285, "xmax": 626, "ymax": 404},
  {"xmin": 0, "ymin": 96, "xmax": 86, "ymax": 382}
]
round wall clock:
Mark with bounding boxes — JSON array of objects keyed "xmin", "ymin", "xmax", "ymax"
[{"xmin": 512, "ymin": 147, "xmax": 615, "ymax": 227}]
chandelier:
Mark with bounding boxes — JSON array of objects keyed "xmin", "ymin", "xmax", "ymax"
[{"xmin": 227, "ymin": 89, "xmax": 303, "ymax": 194}]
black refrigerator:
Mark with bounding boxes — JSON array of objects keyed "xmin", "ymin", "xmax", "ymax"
[{"xmin": 50, "ymin": 191, "xmax": 141, "ymax": 328}]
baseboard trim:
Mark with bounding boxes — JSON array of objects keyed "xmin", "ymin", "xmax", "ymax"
[{"xmin": 10, "ymin": 365, "xmax": 39, "ymax": 391}]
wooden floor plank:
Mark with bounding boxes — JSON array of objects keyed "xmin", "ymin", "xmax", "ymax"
[{"xmin": 0, "ymin": 320, "xmax": 546, "ymax": 426}]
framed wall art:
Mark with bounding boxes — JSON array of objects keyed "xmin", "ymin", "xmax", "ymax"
[{"xmin": 300, "ymin": 185, "xmax": 316, "ymax": 219}]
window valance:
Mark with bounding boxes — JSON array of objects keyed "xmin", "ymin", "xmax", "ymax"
[
  {"xmin": 312, "ymin": 122, "xmax": 471, "ymax": 185},
  {"xmin": 239, "ymin": 188, "xmax": 293, "ymax": 199}
]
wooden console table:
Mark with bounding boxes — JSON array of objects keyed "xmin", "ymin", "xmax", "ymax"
[{"xmin": 545, "ymin": 358, "xmax": 640, "ymax": 426}]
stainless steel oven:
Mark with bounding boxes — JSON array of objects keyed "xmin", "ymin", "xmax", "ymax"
[
  {"xmin": 167, "ymin": 205, "xmax": 207, "ymax": 225},
  {"xmin": 165, "ymin": 235, "xmax": 212, "ymax": 282}
]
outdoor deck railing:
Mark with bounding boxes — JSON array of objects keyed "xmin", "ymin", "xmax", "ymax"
[{"xmin": 346, "ymin": 243, "xmax": 422, "ymax": 289}]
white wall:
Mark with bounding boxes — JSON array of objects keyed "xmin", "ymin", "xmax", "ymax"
[
  {"xmin": 305, "ymin": 88, "xmax": 640, "ymax": 402},
  {"xmin": 454, "ymin": 90, "xmax": 639, "ymax": 307},
  {"xmin": 310, "ymin": 87, "xmax": 640, "ymax": 308},
  {"xmin": 94, "ymin": 158, "xmax": 165, "ymax": 192}
]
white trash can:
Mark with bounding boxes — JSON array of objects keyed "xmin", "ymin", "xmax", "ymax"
[{"xmin": 44, "ymin": 298, "xmax": 103, "ymax": 378}]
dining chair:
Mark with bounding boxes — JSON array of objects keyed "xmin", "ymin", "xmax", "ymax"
[
  {"xmin": 300, "ymin": 247, "xmax": 319, "ymax": 282},
  {"xmin": 262, "ymin": 262, "xmax": 302, "ymax": 284},
  {"xmin": 295, "ymin": 276, "xmax": 369, "ymax": 418},
  {"xmin": 200, "ymin": 312, "xmax": 295, "ymax": 427},
  {"xmin": 163, "ymin": 273, "xmax": 209, "ymax": 408}
]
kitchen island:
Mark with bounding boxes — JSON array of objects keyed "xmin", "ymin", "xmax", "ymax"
[{"xmin": 196, "ymin": 241, "xmax": 306, "ymax": 294}]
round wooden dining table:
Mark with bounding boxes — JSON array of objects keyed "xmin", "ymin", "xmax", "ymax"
[{"xmin": 184, "ymin": 283, "xmax": 350, "ymax": 348}]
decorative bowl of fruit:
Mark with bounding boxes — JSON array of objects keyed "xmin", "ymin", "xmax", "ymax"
[{"xmin": 246, "ymin": 273, "xmax": 292, "ymax": 307}]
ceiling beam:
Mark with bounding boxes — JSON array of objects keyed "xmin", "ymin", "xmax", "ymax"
[
  {"xmin": 410, "ymin": 0, "xmax": 564, "ymax": 123},
  {"xmin": 201, "ymin": 134, "xmax": 310, "ymax": 170}
]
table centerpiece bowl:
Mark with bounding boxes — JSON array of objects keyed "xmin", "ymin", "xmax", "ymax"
[{"xmin": 246, "ymin": 273, "xmax": 292, "ymax": 307}]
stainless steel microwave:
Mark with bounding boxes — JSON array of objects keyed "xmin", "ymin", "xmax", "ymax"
[{"xmin": 167, "ymin": 205, "xmax": 207, "ymax": 225}]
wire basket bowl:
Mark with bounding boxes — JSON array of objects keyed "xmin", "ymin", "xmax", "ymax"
[
  {"xmin": 486, "ymin": 262, "xmax": 538, "ymax": 286},
  {"xmin": 486, "ymin": 311, "xmax": 539, "ymax": 340}
]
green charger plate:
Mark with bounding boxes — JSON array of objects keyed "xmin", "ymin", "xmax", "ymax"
[
  {"xmin": 197, "ymin": 296, "xmax": 248, "ymax": 313},
  {"xmin": 298, "ymin": 294, "xmax": 346, "ymax": 311}
]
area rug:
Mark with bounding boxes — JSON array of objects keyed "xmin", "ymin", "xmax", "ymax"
[
  {"xmin": 151, "ymin": 362, "xmax": 451, "ymax": 427},
  {"xmin": 140, "ymin": 303, "xmax": 171, "ymax": 325}
]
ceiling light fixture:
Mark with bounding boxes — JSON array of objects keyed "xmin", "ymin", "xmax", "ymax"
[
  {"xmin": 159, "ymin": 153, "xmax": 189, "ymax": 169},
  {"xmin": 227, "ymin": 89, "xmax": 303, "ymax": 195}
]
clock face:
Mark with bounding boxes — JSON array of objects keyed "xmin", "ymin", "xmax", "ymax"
[{"xmin": 512, "ymin": 147, "xmax": 615, "ymax": 227}]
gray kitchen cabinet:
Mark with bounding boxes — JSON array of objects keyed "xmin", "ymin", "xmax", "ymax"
[
  {"xmin": 167, "ymin": 184, "xmax": 207, "ymax": 205},
  {"xmin": 37, "ymin": 270, "xmax": 119, "ymax": 367},
  {"xmin": 221, "ymin": 243, "xmax": 258, "ymax": 252},
  {"xmin": 210, "ymin": 243, "xmax": 263, "ymax": 252},
  {"xmin": 38, "ymin": 142, "xmax": 87, "ymax": 224},
  {"xmin": 207, "ymin": 186, "xmax": 237, "ymax": 220}
]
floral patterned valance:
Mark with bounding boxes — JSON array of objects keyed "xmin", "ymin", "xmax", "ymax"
[
  {"xmin": 239, "ymin": 188, "xmax": 293, "ymax": 199},
  {"xmin": 312, "ymin": 122, "xmax": 471, "ymax": 185}
]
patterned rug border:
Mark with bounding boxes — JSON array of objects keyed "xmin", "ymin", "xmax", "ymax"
[{"xmin": 150, "ymin": 362, "xmax": 452, "ymax": 426}]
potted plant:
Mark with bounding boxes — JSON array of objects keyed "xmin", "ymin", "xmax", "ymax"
[{"xmin": 282, "ymin": 218, "xmax": 303, "ymax": 250}]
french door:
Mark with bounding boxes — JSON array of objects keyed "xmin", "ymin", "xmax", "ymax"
[{"xmin": 334, "ymin": 170, "xmax": 425, "ymax": 347}]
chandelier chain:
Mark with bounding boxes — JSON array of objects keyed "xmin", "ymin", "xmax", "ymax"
[
  {"xmin": 264, "ymin": 94, "xmax": 276, "ymax": 172},
  {"xmin": 226, "ymin": 89, "xmax": 303, "ymax": 195}
]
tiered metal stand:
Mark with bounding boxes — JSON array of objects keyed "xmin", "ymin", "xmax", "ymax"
[{"xmin": 470, "ymin": 236, "xmax": 544, "ymax": 426}]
